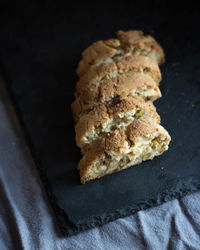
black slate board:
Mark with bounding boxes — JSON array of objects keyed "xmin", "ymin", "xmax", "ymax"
[{"xmin": 0, "ymin": 4, "xmax": 200, "ymax": 236}]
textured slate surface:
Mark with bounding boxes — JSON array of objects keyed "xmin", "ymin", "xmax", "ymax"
[
  {"xmin": 0, "ymin": 4, "xmax": 200, "ymax": 236},
  {"xmin": 1, "ymin": 78, "xmax": 200, "ymax": 250}
]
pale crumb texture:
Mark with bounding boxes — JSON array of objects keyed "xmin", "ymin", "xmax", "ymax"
[{"xmin": 78, "ymin": 119, "xmax": 171, "ymax": 184}]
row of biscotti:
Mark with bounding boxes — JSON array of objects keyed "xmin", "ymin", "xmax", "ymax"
[
  {"xmin": 72, "ymin": 30, "xmax": 171, "ymax": 184},
  {"xmin": 72, "ymin": 55, "xmax": 162, "ymax": 122},
  {"xmin": 72, "ymin": 54, "xmax": 163, "ymax": 149}
]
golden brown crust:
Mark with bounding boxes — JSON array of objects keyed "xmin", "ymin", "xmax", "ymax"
[
  {"xmin": 116, "ymin": 30, "xmax": 144, "ymax": 49},
  {"xmin": 77, "ymin": 128, "xmax": 129, "ymax": 171},
  {"xmin": 78, "ymin": 119, "xmax": 171, "ymax": 184},
  {"xmin": 76, "ymin": 30, "xmax": 165, "ymax": 77},
  {"xmin": 76, "ymin": 55, "xmax": 161, "ymax": 96},
  {"xmin": 76, "ymin": 62, "xmax": 117, "ymax": 96},
  {"xmin": 116, "ymin": 55, "xmax": 161, "ymax": 81},
  {"xmin": 71, "ymin": 97, "xmax": 83, "ymax": 122},
  {"xmin": 126, "ymin": 118, "xmax": 169, "ymax": 142},
  {"xmin": 76, "ymin": 40, "xmax": 118, "ymax": 77},
  {"xmin": 104, "ymin": 38, "xmax": 120, "ymax": 48},
  {"xmin": 72, "ymin": 72, "xmax": 161, "ymax": 121},
  {"xmin": 72, "ymin": 29, "xmax": 170, "ymax": 185},
  {"xmin": 116, "ymin": 30, "xmax": 165, "ymax": 64},
  {"xmin": 75, "ymin": 96, "xmax": 160, "ymax": 148}
]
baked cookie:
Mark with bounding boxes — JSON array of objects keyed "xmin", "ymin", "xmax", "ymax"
[
  {"xmin": 72, "ymin": 72, "xmax": 161, "ymax": 121},
  {"xmin": 76, "ymin": 55, "xmax": 161, "ymax": 97},
  {"xmin": 77, "ymin": 30, "xmax": 165, "ymax": 77},
  {"xmin": 76, "ymin": 56, "xmax": 161, "ymax": 97},
  {"xmin": 78, "ymin": 119, "xmax": 171, "ymax": 184},
  {"xmin": 75, "ymin": 96, "xmax": 160, "ymax": 148}
]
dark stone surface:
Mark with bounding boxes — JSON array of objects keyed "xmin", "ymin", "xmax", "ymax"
[{"xmin": 0, "ymin": 4, "xmax": 200, "ymax": 236}]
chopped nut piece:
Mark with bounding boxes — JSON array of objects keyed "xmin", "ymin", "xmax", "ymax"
[
  {"xmin": 135, "ymin": 110, "xmax": 145, "ymax": 117},
  {"xmin": 151, "ymin": 139, "xmax": 158, "ymax": 149}
]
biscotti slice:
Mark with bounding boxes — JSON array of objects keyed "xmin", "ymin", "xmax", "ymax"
[
  {"xmin": 77, "ymin": 30, "xmax": 165, "ymax": 77},
  {"xmin": 78, "ymin": 119, "xmax": 171, "ymax": 184},
  {"xmin": 72, "ymin": 72, "xmax": 161, "ymax": 121},
  {"xmin": 77, "ymin": 39, "xmax": 120, "ymax": 77},
  {"xmin": 75, "ymin": 96, "xmax": 160, "ymax": 148},
  {"xmin": 76, "ymin": 55, "xmax": 161, "ymax": 97},
  {"xmin": 116, "ymin": 30, "xmax": 165, "ymax": 65}
]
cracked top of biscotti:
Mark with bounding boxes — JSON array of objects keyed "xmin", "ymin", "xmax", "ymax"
[
  {"xmin": 72, "ymin": 72, "xmax": 161, "ymax": 121},
  {"xmin": 76, "ymin": 55, "xmax": 161, "ymax": 96},
  {"xmin": 126, "ymin": 118, "xmax": 170, "ymax": 142},
  {"xmin": 75, "ymin": 96, "xmax": 160, "ymax": 148},
  {"xmin": 76, "ymin": 30, "xmax": 165, "ymax": 77},
  {"xmin": 78, "ymin": 129, "xmax": 129, "ymax": 169}
]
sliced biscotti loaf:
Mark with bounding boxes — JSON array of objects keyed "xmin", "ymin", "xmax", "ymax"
[
  {"xmin": 76, "ymin": 55, "xmax": 161, "ymax": 96},
  {"xmin": 75, "ymin": 96, "xmax": 160, "ymax": 148},
  {"xmin": 78, "ymin": 119, "xmax": 171, "ymax": 184},
  {"xmin": 77, "ymin": 30, "xmax": 165, "ymax": 77},
  {"xmin": 71, "ymin": 72, "xmax": 161, "ymax": 121}
]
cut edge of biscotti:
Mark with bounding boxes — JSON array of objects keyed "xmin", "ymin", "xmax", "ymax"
[
  {"xmin": 78, "ymin": 119, "xmax": 171, "ymax": 184},
  {"xmin": 76, "ymin": 30, "xmax": 165, "ymax": 77},
  {"xmin": 71, "ymin": 72, "xmax": 161, "ymax": 122},
  {"xmin": 75, "ymin": 96, "xmax": 160, "ymax": 148},
  {"xmin": 76, "ymin": 55, "xmax": 161, "ymax": 96}
]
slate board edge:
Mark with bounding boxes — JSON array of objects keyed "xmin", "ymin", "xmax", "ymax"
[{"xmin": 2, "ymin": 70, "xmax": 200, "ymax": 237}]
